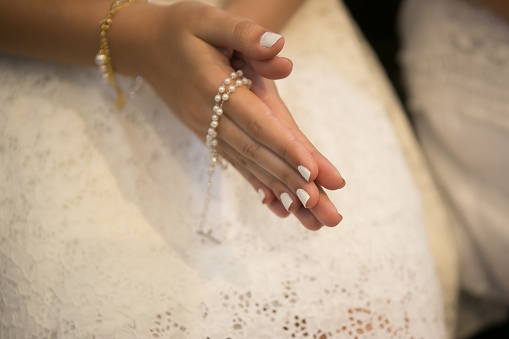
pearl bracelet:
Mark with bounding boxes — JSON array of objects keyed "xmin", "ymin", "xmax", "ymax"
[
  {"xmin": 198, "ymin": 70, "xmax": 252, "ymax": 243},
  {"xmin": 95, "ymin": 0, "xmax": 143, "ymax": 109}
]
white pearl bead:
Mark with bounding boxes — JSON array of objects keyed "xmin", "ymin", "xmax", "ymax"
[
  {"xmin": 208, "ymin": 127, "xmax": 215, "ymax": 134},
  {"xmin": 216, "ymin": 108, "xmax": 223, "ymax": 115},
  {"xmin": 206, "ymin": 140, "xmax": 212, "ymax": 146},
  {"xmin": 222, "ymin": 93, "xmax": 229, "ymax": 101},
  {"xmin": 242, "ymin": 78, "xmax": 249, "ymax": 84},
  {"xmin": 212, "ymin": 114, "xmax": 218, "ymax": 121},
  {"xmin": 218, "ymin": 86, "xmax": 225, "ymax": 94},
  {"xmin": 206, "ymin": 134, "xmax": 213, "ymax": 140},
  {"xmin": 95, "ymin": 53, "xmax": 107, "ymax": 66},
  {"xmin": 211, "ymin": 139, "xmax": 218, "ymax": 146},
  {"xmin": 228, "ymin": 86, "xmax": 235, "ymax": 93},
  {"xmin": 214, "ymin": 95, "xmax": 221, "ymax": 102},
  {"xmin": 236, "ymin": 70, "xmax": 243, "ymax": 77},
  {"xmin": 230, "ymin": 72, "xmax": 237, "ymax": 78},
  {"xmin": 236, "ymin": 79, "xmax": 243, "ymax": 86},
  {"xmin": 213, "ymin": 105, "xmax": 220, "ymax": 113},
  {"xmin": 224, "ymin": 78, "xmax": 231, "ymax": 85},
  {"xmin": 210, "ymin": 121, "xmax": 218, "ymax": 128}
]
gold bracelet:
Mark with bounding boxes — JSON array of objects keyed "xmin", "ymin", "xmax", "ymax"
[{"xmin": 95, "ymin": 0, "xmax": 140, "ymax": 109}]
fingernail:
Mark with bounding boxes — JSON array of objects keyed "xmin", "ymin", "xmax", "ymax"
[
  {"xmin": 298, "ymin": 165, "xmax": 311, "ymax": 182},
  {"xmin": 280, "ymin": 192, "xmax": 293, "ymax": 212},
  {"xmin": 296, "ymin": 189, "xmax": 310, "ymax": 208},
  {"xmin": 260, "ymin": 32, "xmax": 282, "ymax": 48},
  {"xmin": 258, "ymin": 188, "xmax": 266, "ymax": 203},
  {"xmin": 335, "ymin": 207, "xmax": 343, "ymax": 222},
  {"xmin": 340, "ymin": 178, "xmax": 346, "ymax": 189}
]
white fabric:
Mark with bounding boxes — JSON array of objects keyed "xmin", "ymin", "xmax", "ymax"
[
  {"xmin": 400, "ymin": 0, "xmax": 509, "ymax": 336},
  {"xmin": 0, "ymin": 0, "xmax": 446, "ymax": 337}
]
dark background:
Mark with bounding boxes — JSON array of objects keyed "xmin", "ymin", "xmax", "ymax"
[{"xmin": 341, "ymin": 0, "xmax": 509, "ymax": 338}]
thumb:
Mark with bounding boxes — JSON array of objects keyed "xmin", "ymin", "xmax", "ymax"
[{"xmin": 194, "ymin": 6, "xmax": 285, "ymax": 61}]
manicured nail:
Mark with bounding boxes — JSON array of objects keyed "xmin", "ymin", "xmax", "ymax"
[
  {"xmin": 258, "ymin": 188, "xmax": 266, "ymax": 203},
  {"xmin": 296, "ymin": 189, "xmax": 310, "ymax": 208},
  {"xmin": 260, "ymin": 32, "xmax": 282, "ymax": 48},
  {"xmin": 298, "ymin": 165, "xmax": 311, "ymax": 182},
  {"xmin": 335, "ymin": 206, "xmax": 343, "ymax": 223},
  {"xmin": 280, "ymin": 192, "xmax": 293, "ymax": 212}
]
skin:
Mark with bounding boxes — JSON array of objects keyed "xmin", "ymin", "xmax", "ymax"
[
  {"xmin": 0, "ymin": 0, "xmax": 346, "ymax": 230},
  {"xmin": 223, "ymin": 0, "xmax": 306, "ymax": 32}
]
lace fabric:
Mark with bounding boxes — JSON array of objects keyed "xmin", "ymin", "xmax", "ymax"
[{"xmin": 0, "ymin": 0, "xmax": 446, "ymax": 337}]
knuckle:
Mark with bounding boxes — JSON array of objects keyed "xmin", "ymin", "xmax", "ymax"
[
  {"xmin": 196, "ymin": 5, "xmax": 216, "ymax": 22},
  {"xmin": 242, "ymin": 142, "xmax": 260, "ymax": 160},
  {"xmin": 281, "ymin": 139, "xmax": 297, "ymax": 163},
  {"xmin": 233, "ymin": 19, "xmax": 253, "ymax": 41},
  {"xmin": 281, "ymin": 145, "xmax": 290, "ymax": 163},
  {"xmin": 269, "ymin": 177, "xmax": 282, "ymax": 192},
  {"xmin": 281, "ymin": 171, "xmax": 291, "ymax": 187},
  {"xmin": 246, "ymin": 120, "xmax": 261, "ymax": 140},
  {"xmin": 187, "ymin": 104, "xmax": 208, "ymax": 128},
  {"xmin": 235, "ymin": 153, "xmax": 248, "ymax": 167}
]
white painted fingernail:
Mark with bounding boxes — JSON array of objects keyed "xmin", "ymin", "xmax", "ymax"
[
  {"xmin": 296, "ymin": 189, "xmax": 310, "ymax": 208},
  {"xmin": 258, "ymin": 188, "xmax": 266, "ymax": 203},
  {"xmin": 298, "ymin": 165, "xmax": 311, "ymax": 182},
  {"xmin": 260, "ymin": 32, "xmax": 282, "ymax": 48},
  {"xmin": 280, "ymin": 192, "xmax": 293, "ymax": 212}
]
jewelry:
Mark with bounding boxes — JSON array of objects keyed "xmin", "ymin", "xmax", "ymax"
[
  {"xmin": 198, "ymin": 70, "xmax": 252, "ymax": 243},
  {"xmin": 95, "ymin": 0, "xmax": 143, "ymax": 109}
]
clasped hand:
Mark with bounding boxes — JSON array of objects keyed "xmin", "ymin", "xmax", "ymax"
[{"xmin": 112, "ymin": 1, "xmax": 345, "ymax": 230}]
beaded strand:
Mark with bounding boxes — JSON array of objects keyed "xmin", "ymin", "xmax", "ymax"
[{"xmin": 198, "ymin": 70, "xmax": 252, "ymax": 243}]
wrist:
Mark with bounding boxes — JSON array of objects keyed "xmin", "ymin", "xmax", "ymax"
[{"xmin": 106, "ymin": 2, "xmax": 160, "ymax": 79}]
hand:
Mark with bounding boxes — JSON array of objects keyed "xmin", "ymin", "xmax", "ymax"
[
  {"xmin": 111, "ymin": 1, "xmax": 345, "ymax": 229},
  {"xmin": 225, "ymin": 63, "xmax": 345, "ymax": 230}
]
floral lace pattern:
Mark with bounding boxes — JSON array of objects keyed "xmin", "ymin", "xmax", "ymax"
[{"xmin": 0, "ymin": 0, "xmax": 445, "ymax": 337}]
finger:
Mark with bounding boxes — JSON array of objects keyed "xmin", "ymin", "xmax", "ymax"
[
  {"xmin": 193, "ymin": 5, "xmax": 285, "ymax": 60},
  {"xmin": 309, "ymin": 185, "xmax": 343, "ymax": 227},
  {"xmin": 266, "ymin": 198, "xmax": 291, "ymax": 218},
  {"xmin": 314, "ymin": 153, "xmax": 347, "ymax": 190},
  {"xmin": 224, "ymin": 153, "xmax": 276, "ymax": 206},
  {"xmin": 248, "ymin": 57, "xmax": 293, "ymax": 80},
  {"xmin": 218, "ymin": 141, "xmax": 302, "ymax": 213},
  {"xmin": 251, "ymin": 76, "xmax": 346, "ymax": 190},
  {"xmin": 293, "ymin": 207, "xmax": 323, "ymax": 231},
  {"xmin": 231, "ymin": 52, "xmax": 293, "ymax": 80},
  {"xmin": 221, "ymin": 149, "xmax": 291, "ymax": 218},
  {"xmin": 223, "ymin": 145, "xmax": 323, "ymax": 228},
  {"xmin": 222, "ymin": 84, "xmax": 319, "ymax": 187},
  {"xmin": 218, "ymin": 114, "xmax": 319, "ymax": 209}
]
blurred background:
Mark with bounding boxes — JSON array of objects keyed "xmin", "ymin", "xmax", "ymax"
[{"xmin": 342, "ymin": 0, "xmax": 509, "ymax": 338}]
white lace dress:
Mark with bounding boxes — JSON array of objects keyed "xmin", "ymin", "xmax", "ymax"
[
  {"xmin": 0, "ymin": 0, "xmax": 447, "ymax": 337},
  {"xmin": 400, "ymin": 0, "xmax": 509, "ymax": 336}
]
